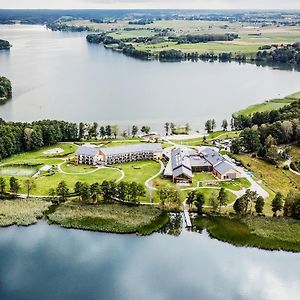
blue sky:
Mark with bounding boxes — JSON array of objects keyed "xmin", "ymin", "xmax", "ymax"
[{"xmin": 1, "ymin": 0, "xmax": 300, "ymax": 9}]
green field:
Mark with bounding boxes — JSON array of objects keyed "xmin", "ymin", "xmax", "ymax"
[
  {"xmin": 70, "ymin": 18, "xmax": 300, "ymax": 57},
  {"xmin": 193, "ymin": 215, "xmax": 300, "ymax": 252},
  {"xmin": 48, "ymin": 202, "xmax": 169, "ymax": 235},
  {"xmin": 114, "ymin": 161, "xmax": 161, "ymax": 185},
  {"xmin": 234, "ymin": 91, "xmax": 300, "ymax": 116},
  {"xmin": 235, "ymin": 154, "xmax": 300, "ymax": 197}
]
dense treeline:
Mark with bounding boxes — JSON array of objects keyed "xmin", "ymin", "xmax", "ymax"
[
  {"xmin": 231, "ymin": 101, "xmax": 300, "ymax": 164},
  {"xmin": 86, "ymin": 33, "xmax": 151, "ymax": 60},
  {"xmin": 256, "ymin": 43, "xmax": 300, "ymax": 65},
  {"xmin": 0, "ymin": 39, "xmax": 11, "ymax": 50},
  {"xmin": 168, "ymin": 33, "xmax": 239, "ymax": 44},
  {"xmin": 232, "ymin": 100, "xmax": 300, "ymax": 130},
  {"xmin": 0, "ymin": 76, "xmax": 12, "ymax": 104},
  {"xmin": 47, "ymin": 22, "xmax": 93, "ymax": 32},
  {"xmin": 0, "ymin": 120, "xmax": 78, "ymax": 160}
]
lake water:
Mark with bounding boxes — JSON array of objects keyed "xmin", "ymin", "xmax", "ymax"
[
  {"xmin": 0, "ymin": 221, "xmax": 299, "ymax": 300},
  {"xmin": 1, "ymin": 25, "xmax": 300, "ymax": 132}
]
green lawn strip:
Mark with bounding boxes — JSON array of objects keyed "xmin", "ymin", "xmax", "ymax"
[
  {"xmin": 193, "ymin": 215, "xmax": 300, "ymax": 252},
  {"xmin": 47, "ymin": 203, "xmax": 169, "ymax": 235},
  {"xmin": 219, "ymin": 178, "xmax": 251, "ymax": 191},
  {"xmin": 0, "ymin": 199, "xmax": 50, "ymax": 226}
]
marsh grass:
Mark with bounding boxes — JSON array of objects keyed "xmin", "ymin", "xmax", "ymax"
[
  {"xmin": 47, "ymin": 203, "xmax": 169, "ymax": 235},
  {"xmin": 0, "ymin": 199, "xmax": 50, "ymax": 226},
  {"xmin": 193, "ymin": 215, "xmax": 300, "ymax": 252}
]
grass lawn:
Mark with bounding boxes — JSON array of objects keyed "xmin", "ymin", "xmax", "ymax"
[
  {"xmin": 219, "ymin": 178, "xmax": 251, "ymax": 191},
  {"xmin": 48, "ymin": 202, "xmax": 169, "ymax": 235},
  {"xmin": 0, "ymin": 168, "xmax": 121, "ymax": 196},
  {"xmin": 193, "ymin": 215, "xmax": 300, "ymax": 252},
  {"xmin": 0, "ymin": 199, "xmax": 50, "ymax": 226},
  {"xmin": 114, "ymin": 160, "xmax": 161, "ymax": 185},
  {"xmin": 60, "ymin": 162, "xmax": 98, "ymax": 173},
  {"xmin": 235, "ymin": 154, "xmax": 300, "ymax": 196},
  {"xmin": 234, "ymin": 92, "xmax": 299, "ymax": 116}
]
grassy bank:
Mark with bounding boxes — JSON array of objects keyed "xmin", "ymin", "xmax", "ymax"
[
  {"xmin": 0, "ymin": 199, "xmax": 50, "ymax": 226},
  {"xmin": 47, "ymin": 203, "xmax": 169, "ymax": 235},
  {"xmin": 193, "ymin": 215, "xmax": 300, "ymax": 252},
  {"xmin": 234, "ymin": 91, "xmax": 300, "ymax": 116}
]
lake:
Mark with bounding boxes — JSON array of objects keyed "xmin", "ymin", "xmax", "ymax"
[
  {"xmin": 0, "ymin": 25, "xmax": 300, "ymax": 132},
  {"xmin": 0, "ymin": 221, "xmax": 299, "ymax": 300}
]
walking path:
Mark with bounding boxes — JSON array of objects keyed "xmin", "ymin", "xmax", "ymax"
[{"xmin": 144, "ymin": 160, "xmax": 165, "ymax": 190}]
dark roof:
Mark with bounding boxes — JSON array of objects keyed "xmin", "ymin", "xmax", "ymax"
[
  {"xmin": 101, "ymin": 143, "xmax": 162, "ymax": 156},
  {"xmin": 201, "ymin": 147, "xmax": 224, "ymax": 166},
  {"xmin": 189, "ymin": 156, "xmax": 211, "ymax": 168},
  {"xmin": 214, "ymin": 161, "xmax": 236, "ymax": 175},
  {"xmin": 76, "ymin": 146, "xmax": 99, "ymax": 157}
]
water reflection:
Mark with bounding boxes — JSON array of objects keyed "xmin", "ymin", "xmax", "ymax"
[{"xmin": 0, "ymin": 222, "xmax": 299, "ymax": 300}]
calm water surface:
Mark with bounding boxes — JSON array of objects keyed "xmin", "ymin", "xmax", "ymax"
[
  {"xmin": 0, "ymin": 222, "xmax": 299, "ymax": 300},
  {"xmin": 0, "ymin": 25, "xmax": 300, "ymax": 131}
]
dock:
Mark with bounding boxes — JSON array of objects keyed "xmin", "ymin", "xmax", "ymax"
[{"xmin": 183, "ymin": 210, "xmax": 192, "ymax": 227}]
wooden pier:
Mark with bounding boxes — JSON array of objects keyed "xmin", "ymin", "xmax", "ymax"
[{"xmin": 183, "ymin": 210, "xmax": 192, "ymax": 227}]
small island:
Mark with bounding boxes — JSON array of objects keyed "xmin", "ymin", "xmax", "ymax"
[
  {"xmin": 0, "ymin": 76, "xmax": 12, "ymax": 104},
  {"xmin": 0, "ymin": 39, "xmax": 11, "ymax": 50}
]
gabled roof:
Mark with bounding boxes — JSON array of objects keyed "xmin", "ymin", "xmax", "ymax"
[
  {"xmin": 76, "ymin": 146, "xmax": 99, "ymax": 157},
  {"xmin": 214, "ymin": 161, "xmax": 237, "ymax": 175},
  {"xmin": 201, "ymin": 147, "xmax": 224, "ymax": 166},
  {"xmin": 171, "ymin": 148, "xmax": 193, "ymax": 178},
  {"xmin": 173, "ymin": 165, "xmax": 193, "ymax": 179},
  {"xmin": 189, "ymin": 156, "xmax": 211, "ymax": 168},
  {"xmin": 100, "ymin": 143, "xmax": 162, "ymax": 156}
]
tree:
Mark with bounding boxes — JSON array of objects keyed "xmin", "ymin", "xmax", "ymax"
[
  {"xmin": 222, "ymin": 119, "xmax": 228, "ymax": 131},
  {"xmin": 105, "ymin": 125, "xmax": 112, "ymax": 139},
  {"xmin": 205, "ymin": 120, "xmax": 212, "ymax": 133},
  {"xmin": 131, "ymin": 125, "xmax": 138, "ymax": 137},
  {"xmin": 111, "ymin": 125, "xmax": 119, "ymax": 139},
  {"xmin": 230, "ymin": 139, "xmax": 241, "ymax": 154},
  {"xmin": 74, "ymin": 181, "xmax": 83, "ymax": 197},
  {"xmin": 255, "ymin": 196, "xmax": 265, "ymax": 215},
  {"xmin": 272, "ymin": 192, "xmax": 283, "ymax": 216},
  {"xmin": 186, "ymin": 190, "xmax": 196, "ymax": 208},
  {"xmin": 195, "ymin": 192, "xmax": 205, "ymax": 215},
  {"xmin": 78, "ymin": 122, "xmax": 85, "ymax": 140},
  {"xmin": 99, "ymin": 126, "xmax": 106, "ymax": 139},
  {"xmin": 211, "ymin": 119, "xmax": 216, "ymax": 132},
  {"xmin": 233, "ymin": 195, "xmax": 248, "ymax": 215},
  {"xmin": 0, "ymin": 177, "xmax": 5, "ymax": 195},
  {"xmin": 24, "ymin": 179, "xmax": 36, "ymax": 198},
  {"xmin": 100, "ymin": 180, "xmax": 116, "ymax": 202},
  {"xmin": 80, "ymin": 182, "xmax": 90, "ymax": 202},
  {"xmin": 170, "ymin": 123, "xmax": 176, "ymax": 135},
  {"xmin": 240, "ymin": 128, "xmax": 261, "ymax": 153},
  {"xmin": 117, "ymin": 181, "xmax": 128, "ymax": 201},
  {"xmin": 56, "ymin": 181, "xmax": 69, "ymax": 202},
  {"xmin": 157, "ymin": 186, "xmax": 170, "ymax": 207},
  {"xmin": 217, "ymin": 188, "xmax": 227, "ymax": 211},
  {"xmin": 164, "ymin": 122, "xmax": 170, "ymax": 135},
  {"xmin": 9, "ymin": 176, "xmax": 20, "ymax": 195},
  {"xmin": 209, "ymin": 190, "xmax": 218, "ymax": 212},
  {"xmin": 141, "ymin": 126, "xmax": 150, "ymax": 135},
  {"xmin": 90, "ymin": 182, "xmax": 101, "ymax": 203}
]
